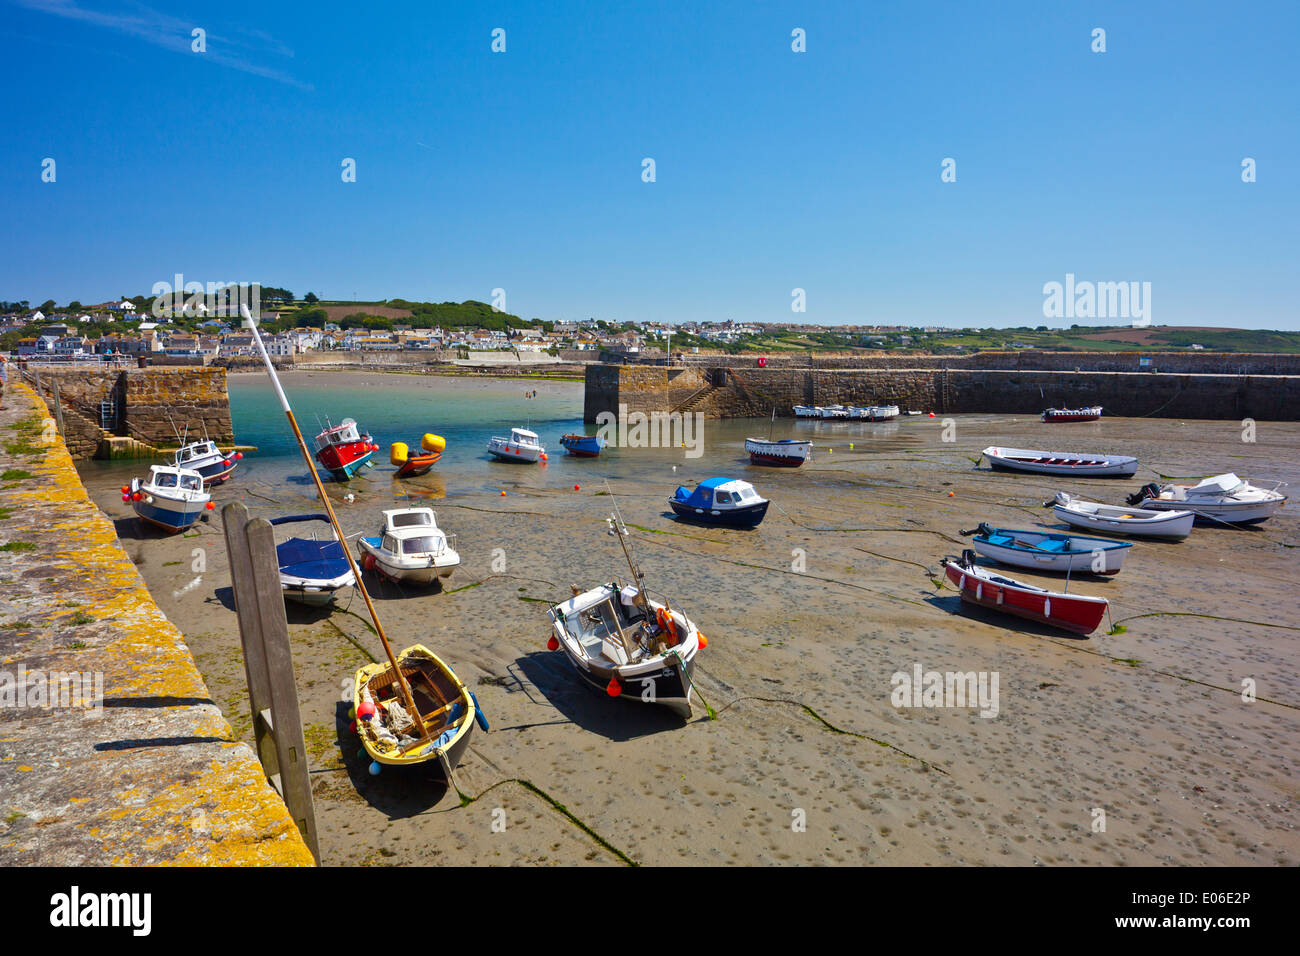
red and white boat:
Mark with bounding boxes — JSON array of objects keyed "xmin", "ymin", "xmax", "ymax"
[
  {"xmin": 313, "ymin": 418, "xmax": 377, "ymax": 480},
  {"xmin": 1042, "ymin": 406, "xmax": 1102, "ymax": 423},
  {"xmin": 745, "ymin": 437, "xmax": 812, "ymax": 467},
  {"xmin": 940, "ymin": 551, "xmax": 1109, "ymax": 635}
]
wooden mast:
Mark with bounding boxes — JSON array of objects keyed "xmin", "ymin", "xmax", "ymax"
[{"xmin": 241, "ymin": 305, "xmax": 426, "ymax": 741}]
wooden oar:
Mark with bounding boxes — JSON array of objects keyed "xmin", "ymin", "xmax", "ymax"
[{"xmin": 242, "ymin": 305, "xmax": 426, "ymax": 743}]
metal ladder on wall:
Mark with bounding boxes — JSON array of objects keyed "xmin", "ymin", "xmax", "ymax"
[{"xmin": 99, "ymin": 397, "xmax": 116, "ymax": 431}]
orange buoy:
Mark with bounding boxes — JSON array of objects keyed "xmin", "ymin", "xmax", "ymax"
[
  {"xmin": 698, "ymin": 632, "xmax": 708, "ymax": 649},
  {"xmin": 606, "ymin": 678, "xmax": 622, "ymax": 697},
  {"xmin": 500, "ymin": 490, "xmax": 506, "ymax": 496},
  {"xmin": 547, "ymin": 636, "xmax": 559, "ymax": 651},
  {"xmin": 205, "ymin": 501, "xmax": 215, "ymax": 510},
  {"xmin": 948, "ymin": 491, "xmax": 955, "ymax": 497}
]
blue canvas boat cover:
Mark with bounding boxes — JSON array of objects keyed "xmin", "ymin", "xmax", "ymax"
[
  {"xmin": 277, "ymin": 536, "xmax": 349, "ymax": 581},
  {"xmin": 675, "ymin": 477, "xmax": 734, "ymax": 508}
]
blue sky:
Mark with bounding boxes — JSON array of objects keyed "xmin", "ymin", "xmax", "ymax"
[{"xmin": 2, "ymin": 0, "xmax": 1296, "ymax": 330}]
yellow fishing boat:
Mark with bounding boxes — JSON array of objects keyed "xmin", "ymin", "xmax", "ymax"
[{"xmin": 353, "ymin": 644, "xmax": 487, "ymax": 773}]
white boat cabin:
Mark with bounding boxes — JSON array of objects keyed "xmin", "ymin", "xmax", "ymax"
[
  {"xmin": 175, "ymin": 440, "xmax": 222, "ymax": 466},
  {"xmin": 144, "ymin": 465, "xmax": 204, "ymax": 494},
  {"xmin": 314, "ymin": 418, "xmax": 363, "ymax": 452}
]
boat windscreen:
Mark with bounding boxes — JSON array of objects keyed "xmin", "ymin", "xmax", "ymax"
[
  {"xmin": 401, "ymin": 535, "xmax": 444, "ymax": 554},
  {"xmin": 391, "ymin": 512, "xmax": 433, "ymax": 528}
]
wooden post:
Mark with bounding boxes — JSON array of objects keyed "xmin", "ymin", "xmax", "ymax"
[{"xmin": 221, "ymin": 501, "xmax": 321, "ymax": 863}]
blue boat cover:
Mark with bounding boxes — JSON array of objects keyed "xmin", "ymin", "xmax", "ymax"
[
  {"xmin": 277, "ymin": 536, "xmax": 349, "ymax": 581},
  {"xmin": 674, "ymin": 477, "xmax": 733, "ymax": 508}
]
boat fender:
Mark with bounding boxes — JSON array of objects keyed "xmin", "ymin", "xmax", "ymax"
[
  {"xmin": 362, "ymin": 553, "xmax": 377, "ymax": 572},
  {"xmin": 390, "ymin": 442, "xmax": 409, "ymax": 466},
  {"xmin": 470, "ymin": 692, "xmax": 490, "ymax": 732},
  {"xmin": 655, "ymin": 607, "xmax": 679, "ymax": 645},
  {"xmin": 1043, "ymin": 597, "xmax": 1051, "ymax": 617}
]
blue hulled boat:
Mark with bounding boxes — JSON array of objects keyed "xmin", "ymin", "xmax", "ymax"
[
  {"xmin": 559, "ymin": 433, "xmax": 606, "ymax": 458},
  {"xmin": 669, "ymin": 477, "xmax": 769, "ymax": 528}
]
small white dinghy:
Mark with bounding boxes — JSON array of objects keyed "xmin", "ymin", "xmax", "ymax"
[
  {"xmin": 982, "ymin": 446, "xmax": 1138, "ymax": 478},
  {"xmin": 1127, "ymin": 473, "xmax": 1287, "ymax": 526},
  {"xmin": 1048, "ymin": 492, "xmax": 1194, "ymax": 540},
  {"xmin": 357, "ymin": 508, "xmax": 461, "ymax": 585}
]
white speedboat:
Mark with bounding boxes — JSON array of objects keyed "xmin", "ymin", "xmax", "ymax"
[
  {"xmin": 126, "ymin": 465, "xmax": 211, "ymax": 533},
  {"xmin": 983, "ymin": 446, "xmax": 1138, "ymax": 478},
  {"xmin": 1048, "ymin": 492, "xmax": 1194, "ymax": 540},
  {"xmin": 357, "ymin": 508, "xmax": 461, "ymax": 585},
  {"xmin": 1127, "ymin": 473, "xmax": 1287, "ymax": 526},
  {"xmin": 487, "ymin": 427, "xmax": 544, "ymax": 463}
]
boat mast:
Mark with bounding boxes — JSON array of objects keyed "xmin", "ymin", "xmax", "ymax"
[
  {"xmin": 605, "ymin": 483, "xmax": 648, "ymax": 611},
  {"xmin": 241, "ymin": 305, "xmax": 426, "ymax": 741}
]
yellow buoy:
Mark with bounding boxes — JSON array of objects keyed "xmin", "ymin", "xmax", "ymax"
[
  {"xmin": 389, "ymin": 442, "xmax": 409, "ymax": 466},
  {"xmin": 421, "ymin": 433, "xmax": 446, "ymax": 453}
]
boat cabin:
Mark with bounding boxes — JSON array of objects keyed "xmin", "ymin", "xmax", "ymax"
[
  {"xmin": 509, "ymin": 427, "xmax": 540, "ymax": 446},
  {"xmin": 561, "ymin": 585, "xmax": 655, "ymax": 666},
  {"xmin": 674, "ymin": 478, "xmax": 766, "ymax": 510},
  {"xmin": 175, "ymin": 440, "xmax": 221, "ymax": 465},
  {"xmin": 375, "ymin": 508, "xmax": 453, "ymax": 555},
  {"xmin": 147, "ymin": 465, "xmax": 203, "ymax": 493},
  {"xmin": 314, "ymin": 418, "xmax": 362, "ymax": 451}
]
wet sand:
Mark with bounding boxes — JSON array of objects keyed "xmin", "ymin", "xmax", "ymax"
[{"xmin": 79, "ymin": 373, "xmax": 1300, "ymax": 866}]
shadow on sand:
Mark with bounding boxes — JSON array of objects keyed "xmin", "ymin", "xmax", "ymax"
[
  {"xmin": 333, "ymin": 700, "xmax": 453, "ymax": 818},
  {"xmin": 513, "ymin": 651, "xmax": 688, "ymax": 741},
  {"xmin": 923, "ymin": 593, "xmax": 1095, "ymax": 641}
]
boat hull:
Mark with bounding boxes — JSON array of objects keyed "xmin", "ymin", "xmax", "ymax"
[
  {"xmin": 487, "ymin": 441, "xmax": 542, "ymax": 463},
  {"xmin": 944, "ymin": 562, "xmax": 1107, "ymax": 635},
  {"xmin": 1052, "ymin": 503, "xmax": 1194, "ymax": 539},
  {"xmin": 315, "ymin": 440, "xmax": 375, "ymax": 480},
  {"xmin": 358, "ymin": 537, "xmax": 457, "ymax": 584},
  {"xmin": 745, "ymin": 438, "xmax": 811, "ymax": 467},
  {"xmin": 669, "ymin": 498, "xmax": 768, "ymax": 527},
  {"xmin": 970, "ymin": 529, "xmax": 1131, "ymax": 575},
  {"xmin": 1143, "ymin": 497, "xmax": 1285, "ymax": 525},
  {"xmin": 984, "ymin": 447, "xmax": 1138, "ymax": 478},
  {"xmin": 560, "ymin": 435, "xmax": 604, "ymax": 457},
  {"xmin": 133, "ymin": 497, "xmax": 206, "ymax": 532},
  {"xmin": 1041, "ymin": 408, "xmax": 1102, "ymax": 423},
  {"xmin": 394, "ymin": 451, "xmax": 440, "ymax": 478}
]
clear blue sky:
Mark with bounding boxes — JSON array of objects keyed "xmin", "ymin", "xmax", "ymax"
[{"xmin": 2, "ymin": 0, "xmax": 1296, "ymax": 330}]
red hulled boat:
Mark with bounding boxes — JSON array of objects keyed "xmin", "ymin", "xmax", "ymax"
[
  {"xmin": 940, "ymin": 551, "xmax": 1108, "ymax": 635},
  {"xmin": 313, "ymin": 418, "xmax": 377, "ymax": 480}
]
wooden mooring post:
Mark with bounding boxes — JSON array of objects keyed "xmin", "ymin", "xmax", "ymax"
[{"xmin": 221, "ymin": 501, "xmax": 320, "ymax": 863}]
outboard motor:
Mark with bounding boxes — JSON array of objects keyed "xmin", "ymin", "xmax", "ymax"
[
  {"xmin": 1126, "ymin": 482, "xmax": 1160, "ymax": 506},
  {"xmin": 960, "ymin": 548, "xmax": 978, "ymax": 568}
]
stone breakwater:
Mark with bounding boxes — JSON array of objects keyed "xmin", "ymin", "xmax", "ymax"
[
  {"xmin": 585, "ymin": 362, "xmax": 1300, "ymax": 421},
  {"xmin": 0, "ymin": 381, "xmax": 313, "ymax": 865},
  {"xmin": 19, "ymin": 366, "xmax": 234, "ymax": 460}
]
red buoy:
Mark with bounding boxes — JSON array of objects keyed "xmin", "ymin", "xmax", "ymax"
[
  {"xmin": 605, "ymin": 678, "xmax": 622, "ymax": 698},
  {"xmin": 120, "ymin": 485, "xmax": 129, "ymax": 494},
  {"xmin": 234, "ymin": 452, "xmax": 243, "ymax": 459},
  {"xmin": 132, "ymin": 492, "xmax": 142, "ymax": 501},
  {"xmin": 205, "ymin": 501, "xmax": 215, "ymax": 510},
  {"xmin": 547, "ymin": 636, "xmax": 559, "ymax": 651},
  {"xmin": 698, "ymin": 632, "xmax": 708, "ymax": 649},
  {"xmin": 573, "ymin": 484, "xmax": 580, "ymax": 491}
]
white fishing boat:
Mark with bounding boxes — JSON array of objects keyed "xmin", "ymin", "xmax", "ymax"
[
  {"xmin": 125, "ymin": 465, "xmax": 211, "ymax": 533},
  {"xmin": 793, "ymin": 405, "xmax": 820, "ymax": 418},
  {"xmin": 270, "ymin": 514, "xmax": 356, "ymax": 606},
  {"xmin": 487, "ymin": 427, "xmax": 545, "ymax": 463},
  {"xmin": 1127, "ymin": 473, "xmax": 1287, "ymax": 526},
  {"xmin": 744, "ymin": 437, "xmax": 812, "ymax": 467},
  {"xmin": 849, "ymin": 404, "xmax": 900, "ymax": 421},
  {"xmin": 357, "ymin": 508, "xmax": 461, "ymax": 585},
  {"xmin": 964, "ymin": 523, "xmax": 1132, "ymax": 575},
  {"xmin": 1048, "ymin": 492, "xmax": 1194, "ymax": 540},
  {"xmin": 545, "ymin": 510, "xmax": 706, "ymax": 719},
  {"xmin": 819, "ymin": 405, "xmax": 850, "ymax": 419},
  {"xmin": 172, "ymin": 438, "xmax": 242, "ymax": 485},
  {"xmin": 982, "ymin": 446, "xmax": 1138, "ymax": 478}
]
